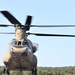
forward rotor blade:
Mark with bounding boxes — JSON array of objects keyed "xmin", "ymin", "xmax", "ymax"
[
  {"xmin": 27, "ymin": 32, "xmax": 75, "ymax": 37},
  {"xmin": 25, "ymin": 15, "xmax": 32, "ymax": 30},
  {"xmin": 30, "ymin": 25, "xmax": 75, "ymax": 27},
  {"xmin": 0, "ymin": 32, "xmax": 14, "ymax": 34},
  {"xmin": 0, "ymin": 11, "xmax": 21, "ymax": 24}
]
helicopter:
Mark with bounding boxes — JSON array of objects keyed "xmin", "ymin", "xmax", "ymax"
[{"xmin": 0, "ymin": 11, "xmax": 75, "ymax": 75}]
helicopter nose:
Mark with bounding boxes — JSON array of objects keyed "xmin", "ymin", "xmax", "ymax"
[{"xmin": 11, "ymin": 46, "xmax": 28, "ymax": 56}]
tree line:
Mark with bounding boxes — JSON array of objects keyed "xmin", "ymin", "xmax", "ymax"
[{"xmin": 0, "ymin": 66, "xmax": 75, "ymax": 75}]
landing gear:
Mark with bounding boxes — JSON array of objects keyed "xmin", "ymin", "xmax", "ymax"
[
  {"xmin": 19, "ymin": 65, "xmax": 23, "ymax": 75},
  {"xmin": 32, "ymin": 68, "xmax": 37, "ymax": 75},
  {"xmin": 19, "ymin": 69, "xmax": 22, "ymax": 75},
  {"xmin": 3, "ymin": 67, "xmax": 10, "ymax": 75}
]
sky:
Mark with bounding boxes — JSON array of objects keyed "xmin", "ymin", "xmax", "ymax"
[{"xmin": 0, "ymin": 0, "xmax": 75, "ymax": 67}]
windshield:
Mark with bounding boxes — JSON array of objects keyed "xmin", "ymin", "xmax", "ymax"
[
  {"xmin": 11, "ymin": 39, "xmax": 17, "ymax": 46},
  {"xmin": 10, "ymin": 39, "xmax": 28, "ymax": 46}
]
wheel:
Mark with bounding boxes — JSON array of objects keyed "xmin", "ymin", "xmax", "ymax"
[
  {"xmin": 3, "ymin": 67, "xmax": 10, "ymax": 75},
  {"xmin": 3, "ymin": 67, "xmax": 6, "ymax": 73},
  {"xmin": 19, "ymin": 65, "xmax": 22, "ymax": 75},
  {"xmin": 34, "ymin": 68, "xmax": 37, "ymax": 75},
  {"xmin": 20, "ymin": 71, "xmax": 22, "ymax": 75},
  {"xmin": 6, "ymin": 69, "xmax": 10, "ymax": 75},
  {"xmin": 7, "ymin": 72, "xmax": 10, "ymax": 75},
  {"xmin": 32, "ymin": 68, "xmax": 37, "ymax": 75}
]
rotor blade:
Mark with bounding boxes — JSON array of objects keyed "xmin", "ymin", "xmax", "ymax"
[
  {"xmin": 0, "ymin": 24, "xmax": 14, "ymax": 27},
  {"xmin": 0, "ymin": 24, "xmax": 75, "ymax": 28},
  {"xmin": 27, "ymin": 32, "xmax": 75, "ymax": 37},
  {"xmin": 0, "ymin": 32, "xmax": 14, "ymax": 34},
  {"xmin": 25, "ymin": 15, "xmax": 32, "ymax": 30},
  {"xmin": 0, "ymin": 11, "xmax": 21, "ymax": 24},
  {"xmin": 30, "ymin": 25, "xmax": 75, "ymax": 27}
]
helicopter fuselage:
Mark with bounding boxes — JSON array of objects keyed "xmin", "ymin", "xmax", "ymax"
[
  {"xmin": 3, "ymin": 28, "xmax": 38, "ymax": 71},
  {"xmin": 3, "ymin": 39, "xmax": 37, "ymax": 71}
]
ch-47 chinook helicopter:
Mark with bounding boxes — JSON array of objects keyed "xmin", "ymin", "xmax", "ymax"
[{"xmin": 0, "ymin": 11, "xmax": 75, "ymax": 75}]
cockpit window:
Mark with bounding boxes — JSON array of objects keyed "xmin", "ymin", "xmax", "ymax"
[
  {"xmin": 22, "ymin": 41, "xmax": 28, "ymax": 46},
  {"xmin": 10, "ymin": 39, "xmax": 28, "ymax": 46},
  {"xmin": 11, "ymin": 39, "xmax": 17, "ymax": 46}
]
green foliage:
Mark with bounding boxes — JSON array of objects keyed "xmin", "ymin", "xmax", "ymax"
[{"xmin": 0, "ymin": 66, "xmax": 75, "ymax": 75}]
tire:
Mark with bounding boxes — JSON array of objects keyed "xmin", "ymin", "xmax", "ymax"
[
  {"xmin": 6, "ymin": 68, "xmax": 10, "ymax": 75},
  {"xmin": 3, "ymin": 67, "xmax": 6, "ymax": 73},
  {"xmin": 32, "ymin": 68, "xmax": 37, "ymax": 75}
]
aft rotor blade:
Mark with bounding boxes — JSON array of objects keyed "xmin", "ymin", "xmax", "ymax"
[
  {"xmin": 0, "ymin": 24, "xmax": 14, "ymax": 27},
  {"xmin": 0, "ymin": 11, "xmax": 21, "ymax": 24},
  {"xmin": 25, "ymin": 15, "xmax": 32, "ymax": 30},
  {"xmin": 27, "ymin": 32, "xmax": 75, "ymax": 37},
  {"xmin": 0, "ymin": 24, "xmax": 75, "ymax": 28},
  {"xmin": 30, "ymin": 25, "xmax": 75, "ymax": 27},
  {"xmin": 0, "ymin": 32, "xmax": 14, "ymax": 34}
]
